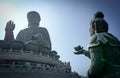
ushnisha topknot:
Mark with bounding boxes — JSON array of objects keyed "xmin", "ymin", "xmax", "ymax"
[
  {"xmin": 90, "ymin": 11, "xmax": 104, "ymax": 25},
  {"xmin": 89, "ymin": 11, "xmax": 109, "ymax": 36},
  {"xmin": 94, "ymin": 11, "xmax": 104, "ymax": 19}
]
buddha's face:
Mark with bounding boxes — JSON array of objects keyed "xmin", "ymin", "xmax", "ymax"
[{"xmin": 27, "ymin": 11, "xmax": 40, "ymax": 27}]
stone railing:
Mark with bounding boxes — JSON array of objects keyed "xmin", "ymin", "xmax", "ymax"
[
  {"xmin": 0, "ymin": 48, "xmax": 59, "ymax": 61},
  {"xmin": 0, "ymin": 49, "xmax": 71, "ymax": 72},
  {"xmin": 0, "ymin": 61, "xmax": 71, "ymax": 73}
]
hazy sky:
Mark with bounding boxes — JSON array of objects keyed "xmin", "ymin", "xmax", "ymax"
[{"xmin": 0, "ymin": 0, "xmax": 120, "ymax": 76}]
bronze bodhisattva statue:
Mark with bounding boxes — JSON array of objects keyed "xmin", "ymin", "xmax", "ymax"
[{"xmin": 74, "ymin": 11, "xmax": 120, "ymax": 78}]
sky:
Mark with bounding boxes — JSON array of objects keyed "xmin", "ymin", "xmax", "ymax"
[{"xmin": 0, "ymin": 0, "xmax": 120, "ymax": 76}]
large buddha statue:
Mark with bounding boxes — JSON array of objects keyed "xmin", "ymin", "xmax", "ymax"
[{"xmin": 3, "ymin": 11, "xmax": 51, "ymax": 53}]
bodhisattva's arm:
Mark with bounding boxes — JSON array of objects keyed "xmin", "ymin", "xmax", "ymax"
[
  {"xmin": 74, "ymin": 45, "xmax": 90, "ymax": 58},
  {"xmin": 4, "ymin": 21, "xmax": 15, "ymax": 41}
]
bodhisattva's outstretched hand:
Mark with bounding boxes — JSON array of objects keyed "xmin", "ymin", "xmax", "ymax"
[
  {"xmin": 5, "ymin": 20, "xmax": 15, "ymax": 32},
  {"xmin": 74, "ymin": 45, "xmax": 85, "ymax": 55}
]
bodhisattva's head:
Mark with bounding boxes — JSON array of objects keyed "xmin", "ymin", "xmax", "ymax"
[
  {"xmin": 27, "ymin": 11, "xmax": 41, "ymax": 27},
  {"xmin": 89, "ymin": 11, "xmax": 108, "ymax": 36}
]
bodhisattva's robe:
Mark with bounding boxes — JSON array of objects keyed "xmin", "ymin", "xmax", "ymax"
[{"xmin": 87, "ymin": 32, "xmax": 120, "ymax": 78}]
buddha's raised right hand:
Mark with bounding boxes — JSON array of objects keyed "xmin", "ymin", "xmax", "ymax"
[{"xmin": 5, "ymin": 20, "xmax": 15, "ymax": 32}]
